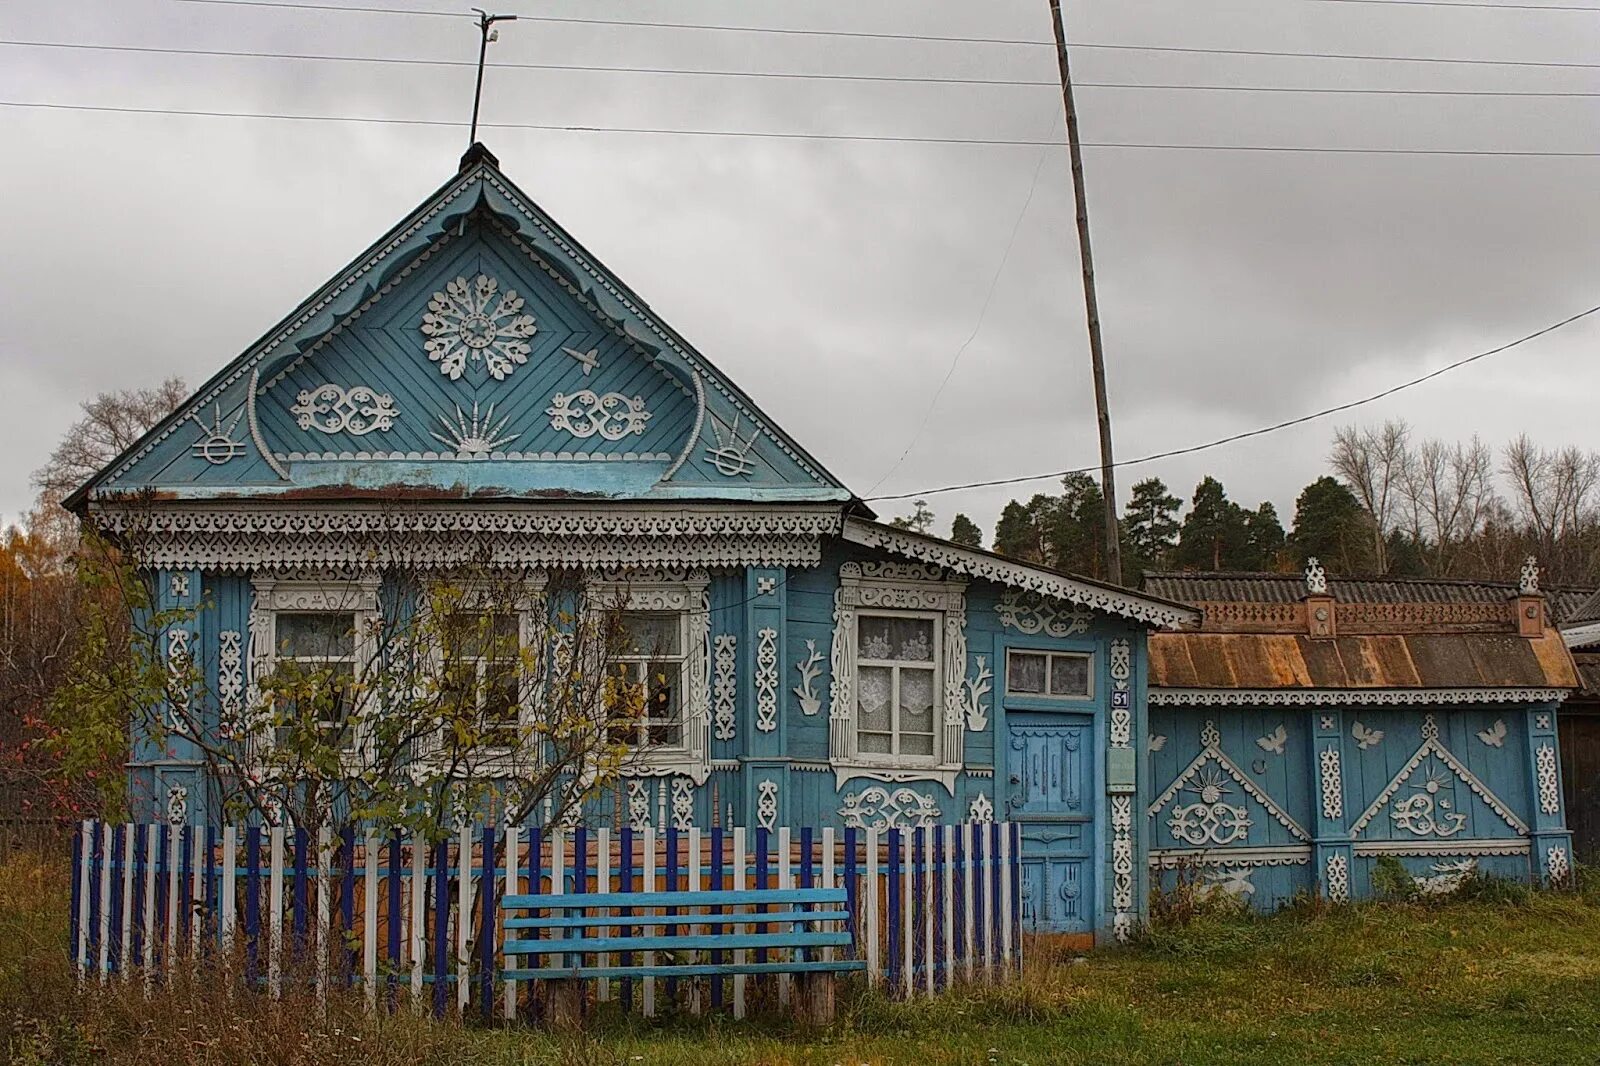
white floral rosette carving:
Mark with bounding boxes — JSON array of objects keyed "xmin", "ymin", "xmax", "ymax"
[{"xmin": 420, "ymin": 273, "xmax": 537, "ymax": 381}]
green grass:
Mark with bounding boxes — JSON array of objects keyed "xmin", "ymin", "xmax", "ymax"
[{"xmin": 4, "ymin": 849, "xmax": 1600, "ymax": 1065}]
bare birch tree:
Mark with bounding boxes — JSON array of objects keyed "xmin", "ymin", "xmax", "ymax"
[
  {"xmin": 1502, "ymin": 435, "xmax": 1600, "ymax": 585},
  {"xmin": 1329, "ymin": 420, "xmax": 1410, "ymax": 573}
]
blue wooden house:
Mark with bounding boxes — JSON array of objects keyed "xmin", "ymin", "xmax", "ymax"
[
  {"xmin": 1143, "ymin": 563, "xmax": 1578, "ymax": 907},
  {"xmin": 67, "ymin": 145, "xmax": 1200, "ymax": 944}
]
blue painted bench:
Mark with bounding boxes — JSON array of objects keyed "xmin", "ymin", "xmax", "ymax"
[{"xmin": 502, "ymin": 885, "xmax": 865, "ymax": 1023}]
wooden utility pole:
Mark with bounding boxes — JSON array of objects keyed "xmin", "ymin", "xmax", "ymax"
[{"xmin": 1048, "ymin": 0, "xmax": 1123, "ymax": 585}]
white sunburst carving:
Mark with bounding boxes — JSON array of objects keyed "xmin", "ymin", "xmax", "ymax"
[
  {"xmin": 430, "ymin": 401, "xmax": 519, "ymax": 457},
  {"xmin": 420, "ymin": 273, "xmax": 538, "ymax": 381}
]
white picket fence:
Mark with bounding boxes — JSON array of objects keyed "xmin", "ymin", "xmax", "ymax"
[{"xmin": 70, "ymin": 820, "xmax": 1023, "ymax": 1021}]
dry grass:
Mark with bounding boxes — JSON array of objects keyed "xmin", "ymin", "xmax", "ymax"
[{"xmin": 5, "ymin": 847, "xmax": 1600, "ymax": 1064}]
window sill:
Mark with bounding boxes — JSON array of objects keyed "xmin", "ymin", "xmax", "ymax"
[{"xmin": 833, "ymin": 761, "xmax": 960, "ymax": 794}]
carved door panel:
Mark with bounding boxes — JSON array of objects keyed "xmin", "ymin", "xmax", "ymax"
[{"xmin": 1008, "ymin": 714, "xmax": 1094, "ymax": 935}]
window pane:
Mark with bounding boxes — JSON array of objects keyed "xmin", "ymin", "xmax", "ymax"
[
  {"xmin": 618, "ymin": 613, "xmax": 680, "ymax": 657},
  {"xmin": 1008, "ymin": 652, "xmax": 1046, "ymax": 694},
  {"xmin": 859, "ymin": 732, "xmax": 892, "ymax": 755},
  {"xmin": 858, "ymin": 616, "xmax": 934, "ymax": 662},
  {"xmin": 277, "ymin": 613, "xmax": 355, "ymax": 659},
  {"xmin": 900, "ymin": 732, "xmax": 935, "ymax": 757},
  {"xmin": 1049, "ymin": 654, "xmax": 1090, "ymax": 696},
  {"xmin": 899, "ymin": 668, "xmax": 935, "ymax": 728},
  {"xmin": 445, "ymin": 613, "xmax": 519, "ymax": 660},
  {"xmin": 858, "ymin": 666, "xmax": 892, "ymax": 732}
]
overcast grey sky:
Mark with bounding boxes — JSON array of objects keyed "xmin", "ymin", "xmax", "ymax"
[{"xmin": 2, "ymin": 0, "xmax": 1598, "ymax": 542}]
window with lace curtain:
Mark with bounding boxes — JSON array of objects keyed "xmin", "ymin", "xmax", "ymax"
[{"xmin": 855, "ymin": 612, "xmax": 941, "ymax": 764}]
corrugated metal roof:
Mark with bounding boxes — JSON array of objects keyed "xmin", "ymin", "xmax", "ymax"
[
  {"xmin": 1142, "ymin": 571, "xmax": 1594, "ymax": 624},
  {"xmin": 1149, "ymin": 630, "xmax": 1579, "ymax": 691}
]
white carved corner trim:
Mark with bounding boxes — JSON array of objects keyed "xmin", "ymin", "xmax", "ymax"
[
  {"xmin": 247, "ymin": 369, "xmax": 291, "ymax": 480},
  {"xmin": 712, "ymin": 633, "xmax": 737, "ymax": 741},
  {"xmin": 793, "ymin": 638, "xmax": 823, "ymax": 716},
  {"xmin": 659, "ymin": 370, "xmax": 705, "ymax": 483},
  {"xmin": 961, "ymin": 655, "xmax": 992, "ymax": 731},
  {"xmin": 755, "ymin": 626, "xmax": 779, "ymax": 733}
]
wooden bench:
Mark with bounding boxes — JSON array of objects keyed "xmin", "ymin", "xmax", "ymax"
[{"xmin": 501, "ymin": 885, "xmax": 865, "ymax": 1024}]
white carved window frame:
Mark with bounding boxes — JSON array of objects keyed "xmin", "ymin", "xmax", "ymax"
[
  {"xmin": 584, "ymin": 569, "xmax": 712, "ymax": 786},
  {"xmin": 247, "ymin": 574, "xmax": 382, "ymax": 768},
  {"xmin": 414, "ymin": 574, "xmax": 549, "ymax": 776},
  {"xmin": 829, "ymin": 562, "xmax": 966, "ymax": 793}
]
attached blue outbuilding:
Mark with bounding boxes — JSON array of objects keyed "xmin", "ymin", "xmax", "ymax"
[{"xmin": 1145, "ymin": 565, "xmax": 1578, "ymax": 906}]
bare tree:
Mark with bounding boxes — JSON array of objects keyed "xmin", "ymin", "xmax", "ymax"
[
  {"xmin": 28, "ymin": 377, "xmax": 188, "ymax": 550},
  {"xmin": 1501, "ymin": 435, "xmax": 1600, "ymax": 585},
  {"xmin": 1401, "ymin": 436, "xmax": 1497, "ymax": 576},
  {"xmin": 1329, "ymin": 420, "xmax": 1411, "ymax": 573}
]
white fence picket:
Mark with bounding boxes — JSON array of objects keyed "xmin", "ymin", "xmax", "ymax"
[
  {"xmin": 502, "ymin": 825, "xmax": 519, "ymax": 1020},
  {"xmin": 363, "ymin": 831, "xmax": 379, "ymax": 1012},
  {"xmin": 595, "ymin": 827, "xmax": 610, "ymax": 1003},
  {"xmin": 165, "ymin": 824, "xmax": 180, "ymax": 972},
  {"xmin": 999, "ymin": 825, "xmax": 1014, "ymax": 969},
  {"xmin": 777, "ymin": 826, "xmax": 791, "ymax": 1007},
  {"xmin": 96, "ymin": 823, "xmax": 112, "ymax": 982},
  {"xmin": 456, "ymin": 825, "xmax": 471, "ymax": 1014},
  {"xmin": 962, "ymin": 822, "xmax": 976, "ymax": 981},
  {"xmin": 316, "ymin": 827, "xmax": 332, "ymax": 1003},
  {"xmin": 941, "ymin": 825, "xmax": 955, "ymax": 988},
  {"xmin": 267, "ymin": 825, "xmax": 284, "ymax": 1000},
  {"xmin": 821, "ymin": 827, "xmax": 835, "ymax": 965},
  {"xmin": 121, "ymin": 824, "xmax": 137, "ymax": 979},
  {"xmin": 141, "ymin": 823, "xmax": 158, "ymax": 989},
  {"xmin": 219, "ymin": 819, "xmax": 233, "ymax": 960},
  {"xmin": 409, "ymin": 833, "xmax": 424, "ymax": 1010}
]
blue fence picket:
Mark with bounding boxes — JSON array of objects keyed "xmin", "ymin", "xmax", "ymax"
[
  {"xmin": 340, "ymin": 827, "xmax": 356, "ymax": 987},
  {"xmin": 431, "ymin": 840, "xmax": 448, "ymax": 1018},
  {"xmin": 618, "ymin": 826, "xmax": 634, "ymax": 1011},
  {"xmin": 480, "ymin": 826, "xmax": 496, "ymax": 1022},
  {"xmin": 843, "ymin": 828, "xmax": 859, "ymax": 963},
  {"xmin": 709, "ymin": 825, "xmax": 725, "ymax": 1011},
  {"xmin": 386, "ymin": 832, "xmax": 402, "ymax": 1007}
]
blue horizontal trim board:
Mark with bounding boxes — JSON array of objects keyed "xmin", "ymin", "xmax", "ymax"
[
  {"xmin": 503, "ymin": 960, "xmax": 867, "ymax": 981},
  {"xmin": 505, "ymin": 931, "xmax": 852, "ymax": 955},
  {"xmin": 502, "ymin": 887, "xmax": 846, "ymax": 910},
  {"xmin": 504, "ymin": 908, "xmax": 851, "ymax": 930}
]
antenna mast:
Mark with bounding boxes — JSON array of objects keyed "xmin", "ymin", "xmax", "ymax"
[{"xmin": 470, "ymin": 8, "xmax": 517, "ymax": 145}]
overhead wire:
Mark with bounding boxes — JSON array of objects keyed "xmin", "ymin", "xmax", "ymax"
[
  {"xmin": 9, "ymin": 100, "xmax": 1600, "ymax": 154},
  {"xmin": 11, "ymin": 40, "xmax": 1600, "ymax": 96},
  {"xmin": 866, "ymin": 302, "xmax": 1600, "ymax": 501},
  {"xmin": 170, "ymin": 0, "xmax": 1600, "ymax": 70},
  {"xmin": 864, "ymin": 145, "xmax": 1054, "ymax": 498}
]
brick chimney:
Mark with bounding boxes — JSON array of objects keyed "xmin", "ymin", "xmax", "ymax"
[
  {"xmin": 1514, "ymin": 555, "xmax": 1545, "ymax": 638},
  {"xmin": 1303, "ymin": 557, "xmax": 1336, "ymax": 638}
]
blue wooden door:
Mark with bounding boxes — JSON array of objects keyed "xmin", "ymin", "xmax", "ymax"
[{"xmin": 1006, "ymin": 713, "xmax": 1095, "ymax": 936}]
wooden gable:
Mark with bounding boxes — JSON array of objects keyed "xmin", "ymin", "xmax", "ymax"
[{"xmin": 72, "ymin": 145, "xmax": 849, "ymax": 509}]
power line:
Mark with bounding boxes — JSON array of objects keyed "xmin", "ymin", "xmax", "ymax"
[
  {"xmin": 867, "ymin": 302, "xmax": 1600, "ymax": 501},
  {"xmin": 172, "ymin": 0, "xmax": 1600, "ymax": 68},
  {"xmin": 171, "ymin": 0, "xmax": 1053, "ymax": 44},
  {"xmin": 865, "ymin": 146, "xmax": 1053, "ymax": 498},
  {"xmin": 13, "ymin": 40, "xmax": 1600, "ymax": 96},
  {"xmin": 10, "ymin": 99, "xmax": 1600, "ymax": 154},
  {"xmin": 1285, "ymin": 0, "xmax": 1600, "ymax": 10}
]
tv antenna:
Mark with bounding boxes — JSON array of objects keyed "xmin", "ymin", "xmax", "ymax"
[{"xmin": 469, "ymin": 8, "xmax": 517, "ymax": 145}]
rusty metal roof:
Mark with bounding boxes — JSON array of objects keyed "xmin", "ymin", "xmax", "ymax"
[{"xmin": 1149, "ymin": 630, "xmax": 1578, "ymax": 691}]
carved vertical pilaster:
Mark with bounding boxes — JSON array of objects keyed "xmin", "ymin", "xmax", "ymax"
[
  {"xmin": 1524, "ymin": 702, "xmax": 1573, "ymax": 882},
  {"xmin": 1311, "ymin": 708, "xmax": 1352, "ymax": 901},
  {"xmin": 745, "ymin": 567, "xmax": 787, "ymax": 828}
]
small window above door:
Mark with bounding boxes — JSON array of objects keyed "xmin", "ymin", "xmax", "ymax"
[{"xmin": 1007, "ymin": 650, "xmax": 1092, "ymax": 700}]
